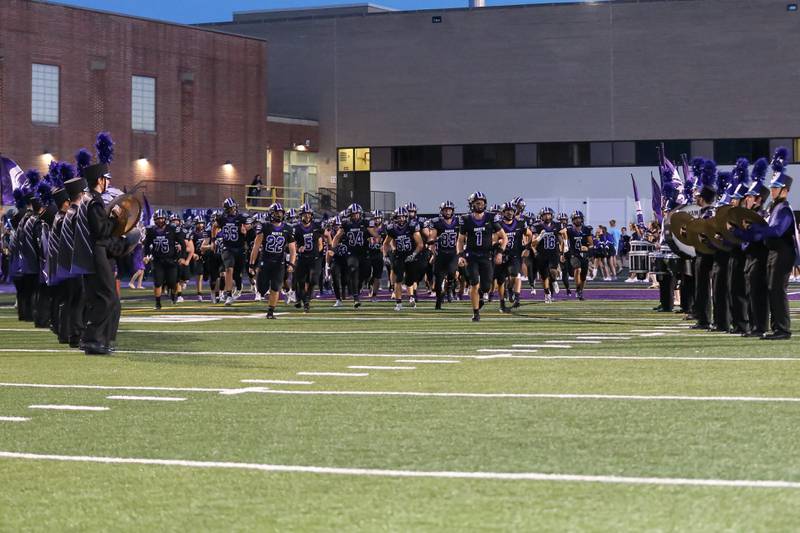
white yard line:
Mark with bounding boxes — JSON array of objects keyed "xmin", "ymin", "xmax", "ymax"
[
  {"xmin": 106, "ymin": 396, "xmax": 186, "ymax": 402},
  {"xmin": 577, "ymin": 336, "xmax": 632, "ymax": 340},
  {"xmin": 546, "ymin": 340, "xmax": 601, "ymax": 344},
  {"xmin": 218, "ymin": 387, "xmax": 272, "ymax": 396},
  {"xmin": 348, "ymin": 366, "xmax": 416, "ymax": 371},
  {"xmin": 394, "ymin": 360, "xmax": 460, "ymax": 364},
  {"xmin": 260, "ymin": 389, "xmax": 800, "ymax": 403},
  {"xmin": 2, "ymin": 451, "xmax": 798, "ymax": 489},
  {"xmin": 28, "ymin": 405, "xmax": 109, "ymax": 412},
  {"xmin": 493, "ymin": 346, "xmax": 572, "ymax": 350},
  {"xmin": 241, "ymin": 379, "xmax": 315, "ymax": 385},
  {"xmin": 0, "ymin": 416, "xmax": 29, "ymax": 422},
  {"xmin": 297, "ymin": 372, "xmax": 369, "ymax": 377},
  {"xmin": 0, "ymin": 382, "xmax": 228, "ymax": 393}
]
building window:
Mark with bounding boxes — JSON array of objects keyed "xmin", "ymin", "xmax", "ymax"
[
  {"xmin": 635, "ymin": 140, "xmax": 691, "ymax": 166},
  {"xmin": 391, "ymin": 146, "xmax": 442, "ymax": 171},
  {"xmin": 463, "ymin": 144, "xmax": 515, "ymax": 169},
  {"xmin": 713, "ymin": 139, "xmax": 770, "ymax": 165},
  {"xmin": 131, "ymin": 76, "xmax": 156, "ymax": 132},
  {"xmin": 537, "ymin": 142, "xmax": 590, "ymax": 168},
  {"xmin": 31, "ymin": 63, "xmax": 59, "ymax": 124}
]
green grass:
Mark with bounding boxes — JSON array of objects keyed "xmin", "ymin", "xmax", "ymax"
[{"xmin": 1, "ymin": 289, "xmax": 799, "ymax": 531}]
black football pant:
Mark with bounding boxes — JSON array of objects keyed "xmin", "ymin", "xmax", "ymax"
[
  {"xmin": 295, "ymin": 255, "xmax": 321, "ymax": 304},
  {"xmin": 345, "ymin": 255, "xmax": 370, "ymax": 299},
  {"xmin": 727, "ymin": 251, "xmax": 749, "ymax": 333},
  {"xmin": 766, "ymin": 246, "xmax": 795, "ymax": 336},
  {"xmin": 466, "ymin": 255, "xmax": 494, "ymax": 294},
  {"xmin": 744, "ymin": 251, "xmax": 769, "ymax": 335},
  {"xmin": 59, "ymin": 277, "xmax": 85, "ymax": 344},
  {"xmin": 81, "ymin": 246, "xmax": 121, "ymax": 348},
  {"xmin": 711, "ymin": 252, "xmax": 730, "ymax": 330},
  {"xmin": 693, "ymin": 253, "xmax": 714, "ymax": 326},
  {"xmin": 434, "ymin": 253, "xmax": 458, "ymax": 302},
  {"xmin": 332, "ymin": 256, "xmax": 348, "ymax": 301}
]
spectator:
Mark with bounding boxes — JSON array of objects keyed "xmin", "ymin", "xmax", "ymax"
[
  {"xmin": 608, "ymin": 219, "xmax": 621, "ymax": 276},
  {"xmin": 248, "ymin": 174, "xmax": 263, "ymax": 207}
]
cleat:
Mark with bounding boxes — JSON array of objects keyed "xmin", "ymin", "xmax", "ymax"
[
  {"xmin": 266, "ymin": 311, "xmax": 276, "ymax": 320},
  {"xmin": 553, "ymin": 281, "xmax": 560, "ymax": 294},
  {"xmin": 544, "ymin": 293, "xmax": 552, "ymax": 304},
  {"xmin": 333, "ymin": 299, "xmax": 342, "ymax": 308},
  {"xmin": 197, "ymin": 295, "xmax": 203, "ymax": 302},
  {"xmin": 409, "ymin": 297, "xmax": 416, "ymax": 308},
  {"xmin": 154, "ymin": 302, "xmax": 162, "ymax": 310},
  {"xmin": 394, "ymin": 303, "xmax": 403, "ymax": 312},
  {"xmin": 354, "ymin": 300, "xmax": 361, "ymax": 309},
  {"xmin": 499, "ymin": 301, "xmax": 511, "ymax": 314},
  {"xmin": 471, "ymin": 311, "xmax": 480, "ymax": 322},
  {"xmin": 303, "ymin": 303, "xmax": 310, "ymax": 313},
  {"xmin": 294, "ymin": 302, "xmax": 302, "ymax": 309},
  {"xmin": 512, "ymin": 298, "xmax": 521, "ymax": 309},
  {"xmin": 176, "ymin": 296, "xmax": 184, "ymax": 303},
  {"xmin": 232, "ymin": 289, "xmax": 242, "ymax": 300},
  {"xmin": 254, "ymin": 292, "xmax": 262, "ymax": 301},
  {"xmin": 224, "ymin": 296, "xmax": 233, "ymax": 306}
]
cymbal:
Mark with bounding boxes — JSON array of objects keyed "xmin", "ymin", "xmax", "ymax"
[
  {"xmin": 684, "ymin": 218, "xmax": 716, "ymax": 255},
  {"xmin": 713, "ymin": 205, "xmax": 741, "ymax": 245},
  {"xmin": 107, "ymin": 194, "xmax": 142, "ymax": 237},
  {"xmin": 726, "ymin": 206, "xmax": 767, "ymax": 229},
  {"xmin": 670, "ymin": 211, "xmax": 695, "ymax": 247}
]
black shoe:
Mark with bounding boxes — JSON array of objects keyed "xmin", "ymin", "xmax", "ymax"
[
  {"xmin": 512, "ymin": 298, "xmax": 521, "ymax": 308},
  {"xmin": 354, "ymin": 300, "xmax": 361, "ymax": 309},
  {"xmin": 712, "ymin": 326, "xmax": 729, "ymax": 333},
  {"xmin": 155, "ymin": 302, "xmax": 162, "ymax": 310},
  {"xmin": 83, "ymin": 342, "xmax": 111, "ymax": 355},
  {"xmin": 761, "ymin": 331, "xmax": 792, "ymax": 340},
  {"xmin": 294, "ymin": 302, "xmax": 302, "ymax": 309},
  {"xmin": 657, "ymin": 308, "xmax": 673, "ymax": 313},
  {"xmin": 478, "ymin": 299, "xmax": 485, "ymax": 310},
  {"xmin": 303, "ymin": 304, "xmax": 310, "ymax": 314},
  {"xmin": 471, "ymin": 312, "xmax": 480, "ymax": 322},
  {"xmin": 566, "ymin": 289, "xmax": 572, "ymax": 296},
  {"xmin": 266, "ymin": 311, "xmax": 275, "ymax": 320},
  {"xmin": 729, "ymin": 328, "xmax": 745, "ymax": 335},
  {"xmin": 683, "ymin": 314, "xmax": 695, "ymax": 321},
  {"xmin": 435, "ymin": 300, "xmax": 442, "ymax": 310},
  {"xmin": 744, "ymin": 330, "xmax": 764, "ymax": 338},
  {"xmin": 499, "ymin": 302, "xmax": 511, "ymax": 314},
  {"xmin": 690, "ymin": 323, "xmax": 710, "ymax": 330},
  {"xmin": 653, "ymin": 305, "xmax": 664, "ymax": 311},
  {"xmin": 577, "ymin": 291, "xmax": 585, "ymax": 301}
]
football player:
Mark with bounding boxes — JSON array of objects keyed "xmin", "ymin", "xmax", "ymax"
[
  {"xmin": 214, "ymin": 198, "xmax": 247, "ymax": 306},
  {"xmin": 189, "ymin": 217, "xmax": 208, "ymax": 301},
  {"xmin": 249, "ymin": 203, "xmax": 296, "ymax": 319},
  {"xmin": 331, "ymin": 204, "xmax": 381, "ymax": 308},
  {"xmin": 566, "ymin": 210, "xmax": 593, "ymax": 300},
  {"xmin": 496, "ymin": 202, "xmax": 531, "ymax": 312},
  {"xmin": 368, "ymin": 210, "xmax": 386, "ymax": 301},
  {"xmin": 383, "ymin": 206, "xmax": 424, "ymax": 310},
  {"xmin": 144, "ymin": 209, "xmax": 185, "ymax": 309},
  {"xmin": 293, "ymin": 203, "xmax": 325, "ymax": 312},
  {"xmin": 457, "ymin": 191, "xmax": 508, "ymax": 322},
  {"xmin": 557, "ymin": 212, "xmax": 572, "ymax": 295},
  {"xmin": 532, "ymin": 207, "xmax": 564, "ymax": 303},
  {"xmin": 427, "ymin": 200, "xmax": 460, "ymax": 309}
]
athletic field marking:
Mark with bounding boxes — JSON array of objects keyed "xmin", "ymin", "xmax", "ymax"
[
  {"xmin": 470, "ymin": 355, "xmax": 800, "ymax": 362},
  {"xmin": 0, "ymin": 348, "xmax": 482, "ymax": 359},
  {"xmin": 2, "ymin": 451, "xmax": 799, "ymax": 489},
  {"xmin": 546, "ymin": 340, "xmax": 601, "ymax": 344},
  {"xmin": 260, "ymin": 389, "xmax": 800, "ymax": 403},
  {"xmin": 106, "ymin": 396, "xmax": 186, "ymax": 402},
  {"xmin": 0, "ymin": 382, "xmax": 228, "ymax": 393},
  {"xmin": 218, "ymin": 387, "xmax": 271, "ymax": 396},
  {"xmin": 28, "ymin": 405, "xmax": 109, "ymax": 412},
  {"xmin": 241, "ymin": 379, "xmax": 315, "ymax": 385},
  {"xmin": 111, "ymin": 330, "xmax": 685, "ymax": 337},
  {"xmin": 297, "ymin": 372, "xmax": 369, "ymax": 377},
  {"xmin": 637, "ymin": 332, "xmax": 666, "ymax": 337},
  {"xmin": 394, "ymin": 360, "xmax": 460, "ymax": 364},
  {"xmin": 120, "ymin": 316, "xmax": 221, "ymax": 323},
  {"xmin": 578, "ymin": 336, "xmax": 632, "ymax": 340},
  {"xmin": 0, "ymin": 416, "xmax": 29, "ymax": 422},
  {"xmin": 347, "ymin": 366, "xmax": 416, "ymax": 371},
  {"xmin": 495, "ymin": 346, "xmax": 571, "ymax": 350}
]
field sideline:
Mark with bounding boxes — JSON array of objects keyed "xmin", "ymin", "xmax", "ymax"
[{"xmin": 1, "ymin": 287, "xmax": 799, "ymax": 531}]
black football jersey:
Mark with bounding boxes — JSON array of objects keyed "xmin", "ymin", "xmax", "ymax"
[
  {"xmin": 459, "ymin": 214, "xmax": 502, "ymax": 256},
  {"xmin": 216, "ymin": 213, "xmax": 246, "ymax": 250},
  {"xmin": 429, "ymin": 216, "xmax": 460, "ymax": 254},
  {"xmin": 294, "ymin": 222, "xmax": 324, "ymax": 257},
  {"xmin": 567, "ymin": 225, "xmax": 593, "ymax": 256},
  {"xmin": 145, "ymin": 225, "xmax": 180, "ymax": 260},
  {"xmin": 534, "ymin": 221, "xmax": 561, "ymax": 256},
  {"xmin": 259, "ymin": 221, "xmax": 295, "ymax": 261},
  {"xmin": 386, "ymin": 221, "xmax": 420, "ymax": 255},
  {"xmin": 500, "ymin": 218, "xmax": 527, "ymax": 257},
  {"xmin": 340, "ymin": 219, "xmax": 372, "ymax": 255}
]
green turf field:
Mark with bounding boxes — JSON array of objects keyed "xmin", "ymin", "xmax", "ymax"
[{"xmin": 1, "ymin": 289, "xmax": 799, "ymax": 531}]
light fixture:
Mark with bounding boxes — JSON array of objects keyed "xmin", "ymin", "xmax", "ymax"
[
  {"xmin": 138, "ymin": 154, "xmax": 146, "ymax": 161},
  {"xmin": 789, "ymin": 3, "xmax": 798, "ymax": 11},
  {"xmin": 224, "ymin": 160, "xmax": 232, "ymax": 166}
]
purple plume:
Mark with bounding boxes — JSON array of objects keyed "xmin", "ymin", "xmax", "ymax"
[
  {"xmin": 734, "ymin": 158, "xmax": 750, "ymax": 184},
  {"xmin": 25, "ymin": 169, "xmax": 41, "ymax": 189},
  {"xmin": 75, "ymin": 148, "xmax": 92, "ymax": 176},
  {"xmin": 95, "ymin": 132, "xmax": 114, "ymax": 164},
  {"xmin": 700, "ymin": 159, "xmax": 718, "ymax": 191},
  {"xmin": 37, "ymin": 182, "xmax": 53, "ymax": 204},
  {"xmin": 58, "ymin": 162, "xmax": 76, "ymax": 184},
  {"xmin": 751, "ymin": 157, "xmax": 769, "ymax": 184},
  {"xmin": 771, "ymin": 146, "xmax": 789, "ymax": 173}
]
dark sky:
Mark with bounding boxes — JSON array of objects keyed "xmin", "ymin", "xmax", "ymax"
[{"xmin": 55, "ymin": 0, "xmax": 586, "ymax": 24}]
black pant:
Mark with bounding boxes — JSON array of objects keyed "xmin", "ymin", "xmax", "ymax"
[
  {"xmin": 17, "ymin": 274, "xmax": 38, "ymax": 322},
  {"xmin": 766, "ymin": 246, "xmax": 795, "ymax": 335},
  {"xmin": 332, "ymin": 256, "xmax": 348, "ymax": 301},
  {"xmin": 296, "ymin": 255, "xmax": 321, "ymax": 304},
  {"xmin": 658, "ymin": 272, "xmax": 674, "ymax": 311},
  {"xmin": 744, "ymin": 250, "xmax": 769, "ymax": 334},
  {"xmin": 34, "ymin": 282, "xmax": 51, "ymax": 329},
  {"xmin": 257, "ymin": 259, "xmax": 285, "ymax": 294},
  {"xmin": 466, "ymin": 255, "xmax": 493, "ymax": 294},
  {"xmin": 345, "ymin": 255, "xmax": 370, "ymax": 300},
  {"xmin": 434, "ymin": 253, "xmax": 458, "ymax": 302},
  {"xmin": 59, "ymin": 277, "xmax": 85, "ymax": 344},
  {"xmin": 727, "ymin": 251, "xmax": 749, "ymax": 333},
  {"xmin": 711, "ymin": 252, "xmax": 730, "ymax": 330},
  {"xmin": 693, "ymin": 253, "xmax": 714, "ymax": 326},
  {"xmin": 49, "ymin": 283, "xmax": 65, "ymax": 335},
  {"xmin": 81, "ymin": 246, "xmax": 121, "ymax": 348},
  {"xmin": 679, "ymin": 261, "xmax": 695, "ymax": 314}
]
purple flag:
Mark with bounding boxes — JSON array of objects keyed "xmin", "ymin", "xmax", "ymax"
[
  {"xmin": 1, "ymin": 156, "xmax": 25, "ymax": 205},
  {"xmin": 141, "ymin": 194, "xmax": 153, "ymax": 225},
  {"xmin": 651, "ymin": 173, "xmax": 663, "ymax": 223},
  {"xmin": 631, "ymin": 174, "xmax": 644, "ymax": 227}
]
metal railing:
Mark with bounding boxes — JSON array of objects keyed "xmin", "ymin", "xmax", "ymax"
[
  {"xmin": 137, "ymin": 180, "xmax": 242, "ymax": 210},
  {"xmin": 245, "ymin": 185, "xmax": 306, "ymax": 211}
]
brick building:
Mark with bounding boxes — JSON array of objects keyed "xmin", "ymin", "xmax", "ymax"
[{"xmin": 0, "ymin": 0, "xmax": 268, "ymax": 208}]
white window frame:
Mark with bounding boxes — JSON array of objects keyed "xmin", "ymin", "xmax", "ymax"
[
  {"xmin": 131, "ymin": 75, "xmax": 156, "ymax": 132},
  {"xmin": 31, "ymin": 63, "xmax": 59, "ymax": 124}
]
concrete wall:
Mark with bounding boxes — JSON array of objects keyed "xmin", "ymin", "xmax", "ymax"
[
  {"xmin": 371, "ymin": 165, "xmax": 800, "ymax": 227},
  {"xmin": 203, "ymin": 0, "xmax": 800, "ymax": 190},
  {"xmin": 1, "ymin": 0, "xmax": 267, "ymax": 206}
]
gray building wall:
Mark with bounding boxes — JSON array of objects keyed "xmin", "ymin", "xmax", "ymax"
[{"xmin": 203, "ymin": 0, "xmax": 800, "ymax": 186}]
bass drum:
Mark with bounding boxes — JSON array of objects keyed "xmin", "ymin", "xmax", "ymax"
[
  {"xmin": 664, "ymin": 204, "xmax": 701, "ymax": 258},
  {"xmin": 629, "ymin": 241, "xmax": 655, "ymax": 274}
]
